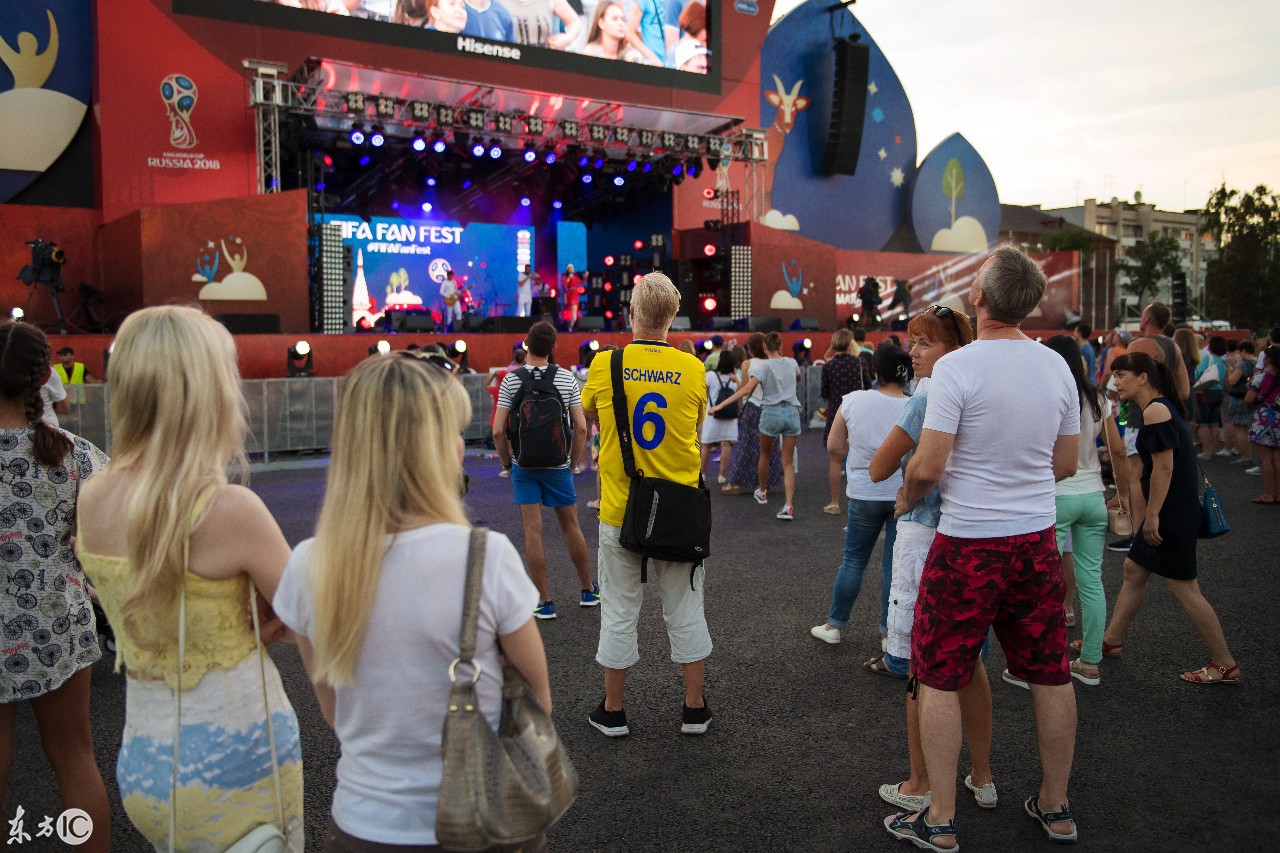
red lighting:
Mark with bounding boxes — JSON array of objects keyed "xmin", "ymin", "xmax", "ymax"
[
  {"xmin": 604, "ymin": 310, "xmax": 614, "ymax": 319},
  {"xmin": 633, "ymin": 239, "xmax": 644, "ymax": 250},
  {"xmin": 701, "ymin": 296, "xmax": 718, "ymax": 312},
  {"xmin": 603, "ymin": 282, "xmax": 613, "ymax": 292},
  {"xmin": 604, "ymin": 255, "xmax": 616, "ymax": 267},
  {"xmin": 323, "ymin": 154, "xmax": 333, "ymax": 167},
  {"xmin": 703, "ymin": 244, "xmax": 716, "ymax": 257},
  {"xmin": 702, "ymin": 187, "xmax": 715, "ymax": 200},
  {"xmin": 549, "ymin": 288, "xmax": 557, "ymax": 298}
]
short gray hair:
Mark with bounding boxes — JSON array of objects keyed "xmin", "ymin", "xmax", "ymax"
[
  {"xmin": 630, "ymin": 272, "xmax": 681, "ymax": 331},
  {"xmin": 978, "ymin": 245, "xmax": 1046, "ymax": 324}
]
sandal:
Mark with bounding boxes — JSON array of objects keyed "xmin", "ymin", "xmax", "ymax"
[
  {"xmin": 1070, "ymin": 639, "xmax": 1121, "ymax": 658},
  {"xmin": 864, "ymin": 655, "xmax": 907, "ymax": 680},
  {"xmin": 884, "ymin": 810, "xmax": 958, "ymax": 852},
  {"xmin": 1179, "ymin": 662, "xmax": 1240, "ymax": 685},
  {"xmin": 823, "ymin": 502, "xmax": 842, "ymax": 515},
  {"xmin": 721, "ymin": 484, "xmax": 742, "ymax": 495},
  {"xmin": 1069, "ymin": 658, "xmax": 1100, "ymax": 687},
  {"xmin": 1025, "ymin": 795, "xmax": 1077, "ymax": 843}
]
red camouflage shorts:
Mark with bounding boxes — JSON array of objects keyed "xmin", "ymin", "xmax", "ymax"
[{"xmin": 911, "ymin": 526, "xmax": 1069, "ymax": 691}]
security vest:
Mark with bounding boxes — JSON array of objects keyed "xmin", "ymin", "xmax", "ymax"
[{"xmin": 54, "ymin": 362, "xmax": 86, "ymax": 384}]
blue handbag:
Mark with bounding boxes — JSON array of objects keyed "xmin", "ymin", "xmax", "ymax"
[{"xmin": 1196, "ymin": 462, "xmax": 1230, "ymax": 539}]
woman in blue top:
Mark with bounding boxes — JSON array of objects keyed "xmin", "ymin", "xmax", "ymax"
[
  {"xmin": 1193, "ymin": 335, "xmax": 1230, "ymax": 459},
  {"xmin": 866, "ymin": 307, "xmax": 996, "ymax": 814}
]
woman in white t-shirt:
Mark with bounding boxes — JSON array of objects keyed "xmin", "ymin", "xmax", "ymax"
[
  {"xmin": 701, "ymin": 351, "xmax": 739, "ymax": 483},
  {"xmin": 1043, "ymin": 335, "xmax": 1125, "ymax": 688},
  {"xmin": 810, "ymin": 346, "xmax": 911, "ymax": 649},
  {"xmin": 273, "ymin": 353, "xmax": 551, "ymax": 852}
]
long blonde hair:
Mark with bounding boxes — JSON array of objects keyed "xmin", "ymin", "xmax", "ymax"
[
  {"xmin": 108, "ymin": 306, "xmax": 248, "ymax": 652},
  {"xmin": 309, "ymin": 353, "xmax": 471, "ymax": 686}
]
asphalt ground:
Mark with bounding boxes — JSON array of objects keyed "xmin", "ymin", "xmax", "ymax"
[{"xmin": 6, "ymin": 433, "xmax": 1278, "ymax": 852}]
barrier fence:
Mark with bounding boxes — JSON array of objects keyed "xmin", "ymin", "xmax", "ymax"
[{"xmin": 56, "ymin": 367, "xmax": 830, "ymax": 459}]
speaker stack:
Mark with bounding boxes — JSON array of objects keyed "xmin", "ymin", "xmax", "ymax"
[{"xmin": 823, "ymin": 37, "xmax": 871, "ymax": 176}]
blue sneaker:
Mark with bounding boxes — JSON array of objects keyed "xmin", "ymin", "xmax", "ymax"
[
  {"xmin": 580, "ymin": 582, "xmax": 601, "ymax": 607},
  {"xmin": 534, "ymin": 601, "xmax": 557, "ymax": 620}
]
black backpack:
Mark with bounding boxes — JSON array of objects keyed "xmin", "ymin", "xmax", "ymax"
[
  {"xmin": 507, "ymin": 366, "xmax": 572, "ymax": 469},
  {"xmin": 711, "ymin": 373, "xmax": 739, "ymax": 420}
]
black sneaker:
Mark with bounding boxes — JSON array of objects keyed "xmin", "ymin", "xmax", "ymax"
[
  {"xmin": 1106, "ymin": 535, "xmax": 1134, "ymax": 553},
  {"xmin": 681, "ymin": 699, "xmax": 712, "ymax": 735},
  {"xmin": 588, "ymin": 701, "xmax": 629, "ymax": 737}
]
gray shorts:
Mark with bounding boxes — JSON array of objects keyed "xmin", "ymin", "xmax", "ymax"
[
  {"xmin": 595, "ymin": 523, "xmax": 713, "ymax": 670},
  {"xmin": 758, "ymin": 403, "xmax": 801, "ymax": 437}
]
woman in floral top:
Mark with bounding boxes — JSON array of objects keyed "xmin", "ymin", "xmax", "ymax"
[{"xmin": 820, "ymin": 329, "xmax": 871, "ymax": 513}]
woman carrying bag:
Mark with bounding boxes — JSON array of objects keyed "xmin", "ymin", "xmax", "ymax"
[{"xmin": 272, "ymin": 353, "xmax": 562, "ymax": 852}]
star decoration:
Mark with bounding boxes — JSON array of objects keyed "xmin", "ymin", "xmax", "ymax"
[
  {"xmin": 878, "ymin": 148, "xmax": 887, "ymax": 160},
  {"xmin": 868, "ymin": 81, "xmax": 878, "ymax": 95},
  {"xmin": 207, "ymin": 241, "xmax": 215, "ymax": 248},
  {"xmin": 889, "ymin": 167, "xmax": 905, "ymax": 188}
]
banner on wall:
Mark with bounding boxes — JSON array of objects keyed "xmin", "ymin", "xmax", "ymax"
[{"xmin": 318, "ymin": 214, "xmax": 533, "ymax": 326}]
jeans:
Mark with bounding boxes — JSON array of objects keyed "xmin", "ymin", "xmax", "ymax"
[{"xmin": 826, "ymin": 499, "xmax": 897, "ymax": 632}]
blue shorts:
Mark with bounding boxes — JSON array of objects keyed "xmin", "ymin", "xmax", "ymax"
[
  {"xmin": 511, "ymin": 464, "xmax": 576, "ymax": 508},
  {"xmin": 758, "ymin": 403, "xmax": 802, "ymax": 437}
]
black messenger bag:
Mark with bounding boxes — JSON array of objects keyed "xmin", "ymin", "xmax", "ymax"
[{"xmin": 609, "ymin": 347, "xmax": 712, "ymax": 582}]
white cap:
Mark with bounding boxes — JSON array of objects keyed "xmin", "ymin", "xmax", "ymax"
[{"xmin": 674, "ymin": 39, "xmax": 710, "ymax": 71}]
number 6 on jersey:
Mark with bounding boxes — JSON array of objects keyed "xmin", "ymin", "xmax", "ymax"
[{"xmin": 632, "ymin": 392, "xmax": 667, "ymax": 450}]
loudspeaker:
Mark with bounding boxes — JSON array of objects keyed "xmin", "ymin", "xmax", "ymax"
[
  {"xmin": 711, "ymin": 316, "xmax": 737, "ymax": 331},
  {"xmin": 670, "ymin": 316, "xmax": 692, "ymax": 331},
  {"xmin": 823, "ymin": 37, "xmax": 871, "ymax": 176},
  {"xmin": 491, "ymin": 316, "xmax": 537, "ymax": 334},
  {"xmin": 747, "ymin": 316, "xmax": 783, "ymax": 332},
  {"xmin": 400, "ymin": 312, "xmax": 436, "ymax": 333},
  {"xmin": 789, "ymin": 317, "xmax": 820, "ymax": 332},
  {"xmin": 575, "ymin": 316, "xmax": 606, "ymax": 332},
  {"xmin": 214, "ymin": 313, "xmax": 281, "ymax": 334},
  {"xmin": 1170, "ymin": 271, "xmax": 1188, "ymax": 326}
]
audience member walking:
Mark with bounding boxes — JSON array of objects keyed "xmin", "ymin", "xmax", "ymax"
[
  {"xmin": 491, "ymin": 321, "xmax": 599, "ymax": 619},
  {"xmin": 77, "ymin": 306, "xmax": 304, "ymax": 850},
  {"xmin": 1095, "ymin": 352, "xmax": 1241, "ymax": 685},
  {"xmin": 889, "ymin": 246, "xmax": 1081, "ymax": 849},
  {"xmin": 701, "ymin": 351, "xmax": 739, "ymax": 484},
  {"xmin": 1223, "ymin": 339, "xmax": 1255, "ymax": 460},
  {"xmin": 866, "ymin": 307, "xmax": 995, "ymax": 815},
  {"xmin": 1244, "ymin": 345, "xmax": 1280, "ymax": 503},
  {"xmin": 820, "ymin": 328, "xmax": 872, "ymax": 514},
  {"xmin": 1192, "ymin": 335, "xmax": 1230, "ymax": 459},
  {"xmin": 581, "ymin": 273, "xmax": 713, "ymax": 737},
  {"xmin": 0, "ymin": 322, "xmax": 111, "ymax": 853},
  {"xmin": 709, "ymin": 331, "xmax": 801, "ymax": 519},
  {"xmin": 722, "ymin": 333, "xmax": 782, "ymax": 495},
  {"xmin": 274, "ymin": 352, "xmax": 552, "ymax": 850},
  {"xmin": 810, "ymin": 346, "xmax": 911, "ymax": 652}
]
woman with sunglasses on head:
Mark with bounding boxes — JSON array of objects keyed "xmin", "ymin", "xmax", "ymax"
[
  {"xmin": 273, "ymin": 352, "xmax": 552, "ymax": 851},
  {"xmin": 866, "ymin": 307, "xmax": 997, "ymax": 814},
  {"xmin": 1092, "ymin": 352, "xmax": 1240, "ymax": 684}
]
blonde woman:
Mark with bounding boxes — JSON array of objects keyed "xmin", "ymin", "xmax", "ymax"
[
  {"xmin": 272, "ymin": 354, "xmax": 551, "ymax": 851},
  {"xmin": 77, "ymin": 306, "xmax": 304, "ymax": 850}
]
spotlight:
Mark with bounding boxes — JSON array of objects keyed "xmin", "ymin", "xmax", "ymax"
[
  {"xmin": 851, "ymin": 313, "xmax": 860, "ymax": 322},
  {"xmin": 287, "ymin": 340, "xmax": 314, "ymax": 377},
  {"xmin": 489, "ymin": 139, "xmax": 503, "ymax": 159},
  {"xmin": 462, "ymin": 179, "xmax": 472, "ymax": 189},
  {"xmin": 370, "ymin": 125, "xmax": 386, "ymax": 147},
  {"xmin": 421, "ymin": 202, "xmax": 433, "ymax": 213},
  {"xmin": 9, "ymin": 307, "xmax": 23, "ymax": 320},
  {"xmin": 702, "ymin": 187, "xmax": 716, "ymax": 200},
  {"xmin": 552, "ymin": 200, "xmax": 563, "ymax": 209},
  {"xmin": 315, "ymin": 181, "xmax": 326, "ymax": 191},
  {"xmin": 702, "ymin": 296, "xmax": 718, "ymax": 312},
  {"xmin": 633, "ymin": 240, "xmax": 644, "ymax": 250},
  {"xmin": 593, "ymin": 155, "xmax": 605, "ymax": 169},
  {"xmin": 613, "ymin": 176, "xmax": 625, "ymax": 186},
  {"xmin": 627, "ymin": 159, "xmax": 637, "ymax": 172},
  {"xmin": 898, "ymin": 313, "xmax": 907, "ymax": 321},
  {"xmin": 523, "ymin": 149, "xmax": 537, "ymax": 163},
  {"xmin": 583, "ymin": 174, "xmax": 593, "ymax": 183},
  {"xmin": 349, "ymin": 124, "xmax": 366, "ymax": 145},
  {"xmin": 578, "ymin": 155, "xmax": 589, "ymax": 168},
  {"xmin": 643, "ymin": 161, "xmax": 653, "ymax": 173},
  {"xmin": 604, "ymin": 255, "xmax": 615, "ymax": 266},
  {"xmin": 453, "ymin": 339, "xmax": 468, "ymax": 354},
  {"xmin": 426, "ymin": 177, "xmax": 437, "ymax": 187},
  {"xmin": 371, "ymin": 340, "xmax": 391, "ymax": 355},
  {"xmin": 672, "ymin": 163, "xmax": 683, "ymax": 176},
  {"xmin": 604, "ymin": 309, "xmax": 614, "ymax": 320},
  {"xmin": 520, "ymin": 197, "xmax": 531, "ymax": 207},
  {"xmin": 390, "ymin": 200, "xmax": 400, "ymax": 210},
  {"xmin": 603, "ymin": 282, "xmax": 613, "ymax": 292},
  {"xmin": 702, "ymin": 339, "xmax": 713, "ymax": 350},
  {"xmin": 544, "ymin": 151, "xmax": 558, "ymax": 164},
  {"xmin": 703, "ymin": 243, "xmax": 716, "ymax": 257},
  {"xmin": 588, "ymin": 339, "xmax": 600, "ymax": 351},
  {"xmin": 359, "ymin": 155, "xmax": 371, "ymax": 166},
  {"xmin": 471, "ymin": 142, "xmax": 485, "ymax": 157},
  {"xmin": 802, "ymin": 337, "xmax": 813, "ymax": 349},
  {"xmin": 431, "ymin": 137, "xmax": 448, "ymax": 154},
  {"xmin": 688, "ymin": 158, "xmax": 702, "ymax": 178},
  {"xmin": 411, "ymin": 135, "xmax": 427, "ymax": 152}
]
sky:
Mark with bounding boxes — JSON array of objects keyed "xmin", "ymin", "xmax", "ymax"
[{"xmin": 768, "ymin": 0, "xmax": 1280, "ymax": 213}]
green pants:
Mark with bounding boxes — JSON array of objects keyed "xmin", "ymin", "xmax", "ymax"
[{"xmin": 1056, "ymin": 492, "xmax": 1108, "ymax": 664}]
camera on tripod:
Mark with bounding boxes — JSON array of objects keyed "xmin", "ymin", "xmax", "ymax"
[{"xmin": 19, "ymin": 239, "xmax": 66, "ymax": 293}]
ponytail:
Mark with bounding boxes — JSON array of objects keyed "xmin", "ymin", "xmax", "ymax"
[{"xmin": 0, "ymin": 322, "xmax": 73, "ymax": 468}]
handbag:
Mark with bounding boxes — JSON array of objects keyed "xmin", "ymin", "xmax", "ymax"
[
  {"xmin": 435, "ymin": 528, "xmax": 577, "ymax": 852},
  {"xmin": 1196, "ymin": 461, "xmax": 1230, "ymax": 539},
  {"xmin": 170, "ymin": 537, "xmax": 287, "ymax": 853},
  {"xmin": 1192, "ymin": 357, "xmax": 1221, "ymax": 390},
  {"xmin": 1107, "ymin": 507, "xmax": 1133, "ymax": 536},
  {"xmin": 1100, "ymin": 407, "xmax": 1132, "ymax": 536},
  {"xmin": 609, "ymin": 348, "xmax": 712, "ymax": 582}
]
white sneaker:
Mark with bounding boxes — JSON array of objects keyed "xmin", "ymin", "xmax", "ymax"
[
  {"xmin": 776, "ymin": 505, "xmax": 794, "ymax": 520},
  {"xmin": 1001, "ymin": 669, "xmax": 1029, "ymax": 690},
  {"xmin": 753, "ymin": 489, "xmax": 768, "ymax": 504},
  {"xmin": 718, "ymin": 474, "xmax": 728, "ymax": 484},
  {"xmin": 1215, "ymin": 449, "xmax": 1233, "ymax": 457},
  {"xmin": 879, "ymin": 782, "xmax": 930, "ymax": 811},
  {"xmin": 1246, "ymin": 466, "xmax": 1262, "ymax": 475},
  {"xmin": 810, "ymin": 624, "xmax": 841, "ymax": 644},
  {"xmin": 964, "ymin": 774, "xmax": 998, "ymax": 809}
]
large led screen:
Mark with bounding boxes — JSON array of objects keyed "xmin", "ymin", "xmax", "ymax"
[{"xmin": 180, "ymin": 0, "xmax": 718, "ymax": 91}]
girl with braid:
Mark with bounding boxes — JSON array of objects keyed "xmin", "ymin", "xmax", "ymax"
[{"xmin": 0, "ymin": 321, "xmax": 111, "ymax": 852}]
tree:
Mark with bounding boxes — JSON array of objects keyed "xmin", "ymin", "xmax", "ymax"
[
  {"xmin": 1202, "ymin": 184, "xmax": 1280, "ymax": 329},
  {"xmin": 1120, "ymin": 234, "xmax": 1182, "ymax": 306},
  {"xmin": 942, "ymin": 158, "xmax": 965, "ymax": 226}
]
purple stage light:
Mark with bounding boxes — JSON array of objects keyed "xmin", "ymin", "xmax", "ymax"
[
  {"xmin": 593, "ymin": 157, "xmax": 605, "ymax": 169},
  {"xmin": 370, "ymin": 132, "xmax": 385, "ymax": 147},
  {"xmin": 426, "ymin": 177, "xmax": 437, "ymax": 187},
  {"xmin": 489, "ymin": 145, "xmax": 503, "ymax": 159},
  {"xmin": 520, "ymin": 197, "xmax": 531, "ymax": 207},
  {"xmin": 672, "ymin": 164, "xmax": 683, "ymax": 176},
  {"xmin": 390, "ymin": 200, "xmax": 400, "ymax": 210},
  {"xmin": 578, "ymin": 155, "xmax": 589, "ymax": 168},
  {"xmin": 545, "ymin": 151, "xmax": 557, "ymax": 164},
  {"xmin": 613, "ymin": 176, "xmax": 624, "ymax": 186},
  {"xmin": 431, "ymin": 138, "xmax": 447, "ymax": 153},
  {"xmin": 421, "ymin": 202, "xmax": 433, "ymax": 213},
  {"xmin": 412, "ymin": 137, "xmax": 427, "ymax": 152},
  {"xmin": 523, "ymin": 150, "xmax": 537, "ymax": 163},
  {"xmin": 583, "ymin": 174, "xmax": 593, "ymax": 183},
  {"xmin": 315, "ymin": 181, "xmax": 325, "ymax": 191},
  {"xmin": 643, "ymin": 162, "xmax": 653, "ymax": 173},
  {"xmin": 359, "ymin": 155, "xmax": 371, "ymax": 166},
  {"xmin": 350, "ymin": 129, "xmax": 365, "ymax": 145},
  {"xmin": 552, "ymin": 200, "xmax": 563, "ymax": 209},
  {"xmin": 471, "ymin": 143, "xmax": 485, "ymax": 157},
  {"xmin": 462, "ymin": 180, "xmax": 472, "ymax": 189},
  {"xmin": 627, "ymin": 160, "xmax": 637, "ymax": 172}
]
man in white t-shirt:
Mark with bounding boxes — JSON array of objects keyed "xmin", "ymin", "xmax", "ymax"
[
  {"xmin": 516, "ymin": 264, "xmax": 535, "ymax": 317},
  {"xmin": 40, "ymin": 369, "xmax": 70, "ymax": 428},
  {"xmin": 887, "ymin": 246, "xmax": 1082, "ymax": 849},
  {"xmin": 438, "ymin": 269, "xmax": 463, "ymax": 332}
]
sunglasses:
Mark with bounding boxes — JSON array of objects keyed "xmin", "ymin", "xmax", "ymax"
[{"xmin": 927, "ymin": 304, "xmax": 964, "ymax": 344}]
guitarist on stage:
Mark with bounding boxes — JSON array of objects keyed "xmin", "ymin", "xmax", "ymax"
[{"xmin": 440, "ymin": 268, "xmax": 464, "ymax": 331}]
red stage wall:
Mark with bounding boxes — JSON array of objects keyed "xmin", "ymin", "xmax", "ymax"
[{"xmin": 0, "ymin": 206, "xmax": 100, "ymax": 328}]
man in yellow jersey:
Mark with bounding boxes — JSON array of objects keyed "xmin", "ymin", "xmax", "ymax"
[
  {"xmin": 581, "ymin": 272, "xmax": 713, "ymax": 738},
  {"xmin": 54, "ymin": 346, "xmax": 92, "ymax": 404}
]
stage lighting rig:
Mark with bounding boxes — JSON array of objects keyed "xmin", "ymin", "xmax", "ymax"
[
  {"xmin": 410, "ymin": 100, "xmax": 432, "ymax": 120},
  {"xmin": 287, "ymin": 340, "xmax": 314, "ymax": 377},
  {"xmin": 344, "ymin": 92, "xmax": 365, "ymax": 112},
  {"xmin": 524, "ymin": 115, "xmax": 544, "ymax": 134},
  {"xmin": 411, "ymin": 134, "xmax": 427, "ymax": 152},
  {"xmin": 9, "ymin": 307, "xmax": 23, "ymax": 320},
  {"xmin": 436, "ymin": 106, "xmax": 456, "ymax": 125},
  {"xmin": 349, "ymin": 123, "xmax": 366, "ymax": 145},
  {"xmin": 370, "ymin": 125, "xmax": 386, "ymax": 147},
  {"xmin": 488, "ymin": 139, "xmax": 503, "ymax": 159}
]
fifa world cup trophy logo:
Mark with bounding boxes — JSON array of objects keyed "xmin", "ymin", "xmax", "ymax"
[{"xmin": 160, "ymin": 74, "xmax": 198, "ymax": 149}]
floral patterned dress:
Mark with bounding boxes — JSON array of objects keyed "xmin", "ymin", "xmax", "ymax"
[{"xmin": 1, "ymin": 429, "xmax": 108, "ymax": 703}]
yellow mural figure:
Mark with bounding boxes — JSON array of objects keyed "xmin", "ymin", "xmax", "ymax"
[
  {"xmin": 198, "ymin": 237, "xmax": 268, "ymax": 301},
  {"xmin": 0, "ymin": 10, "xmax": 59, "ymax": 90}
]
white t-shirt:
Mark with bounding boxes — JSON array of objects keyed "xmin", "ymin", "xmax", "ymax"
[
  {"xmin": 1057, "ymin": 396, "xmax": 1109, "ymax": 496},
  {"xmin": 841, "ymin": 389, "xmax": 909, "ymax": 501},
  {"xmin": 40, "ymin": 371, "xmax": 66, "ymax": 428},
  {"xmin": 923, "ymin": 339, "xmax": 1080, "ymax": 538},
  {"xmin": 272, "ymin": 525, "xmax": 538, "ymax": 846}
]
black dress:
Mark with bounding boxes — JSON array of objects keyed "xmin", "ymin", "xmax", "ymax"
[
  {"xmin": 820, "ymin": 353, "xmax": 870, "ymax": 444},
  {"xmin": 1127, "ymin": 397, "xmax": 1201, "ymax": 580}
]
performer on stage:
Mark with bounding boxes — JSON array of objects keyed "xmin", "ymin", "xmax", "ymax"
[
  {"xmin": 439, "ymin": 268, "xmax": 464, "ymax": 331},
  {"xmin": 517, "ymin": 264, "xmax": 536, "ymax": 317},
  {"xmin": 563, "ymin": 263, "xmax": 585, "ymax": 328}
]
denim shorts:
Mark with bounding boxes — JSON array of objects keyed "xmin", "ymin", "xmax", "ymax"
[
  {"xmin": 511, "ymin": 464, "xmax": 576, "ymax": 508},
  {"xmin": 757, "ymin": 403, "xmax": 801, "ymax": 437}
]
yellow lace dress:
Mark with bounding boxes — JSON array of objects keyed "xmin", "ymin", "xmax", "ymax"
[{"xmin": 79, "ymin": 494, "xmax": 304, "ymax": 852}]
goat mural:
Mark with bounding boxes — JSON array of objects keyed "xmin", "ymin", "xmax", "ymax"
[{"xmin": 761, "ymin": 74, "xmax": 810, "ymax": 230}]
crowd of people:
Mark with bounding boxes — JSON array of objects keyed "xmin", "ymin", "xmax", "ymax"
[
  {"xmin": 266, "ymin": 0, "xmax": 712, "ymax": 72},
  {"xmin": 3, "ymin": 253, "xmax": 1274, "ymax": 851}
]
